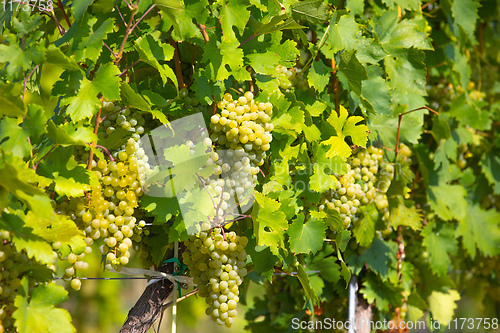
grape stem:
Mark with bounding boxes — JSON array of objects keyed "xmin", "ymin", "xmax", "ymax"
[
  {"xmin": 100, "ymin": 106, "xmax": 130, "ymax": 123},
  {"xmin": 394, "ymin": 106, "xmax": 438, "ymax": 161},
  {"xmin": 118, "ymin": 59, "xmax": 141, "ymax": 77},
  {"xmin": 88, "ymin": 99, "xmax": 103, "ymax": 170},
  {"xmin": 56, "ymin": 0, "xmax": 72, "ymax": 28},
  {"xmin": 32, "ymin": 144, "xmax": 59, "ymax": 170},
  {"xmin": 22, "ymin": 65, "xmax": 39, "ymax": 101},
  {"xmin": 93, "ymin": 144, "xmax": 115, "ymax": 162},
  {"xmin": 171, "ymin": 40, "xmax": 186, "ymax": 89}
]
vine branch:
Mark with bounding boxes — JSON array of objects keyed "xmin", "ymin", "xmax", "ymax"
[{"xmin": 395, "ymin": 106, "xmax": 438, "ymax": 159}]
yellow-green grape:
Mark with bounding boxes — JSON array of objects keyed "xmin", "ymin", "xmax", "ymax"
[{"xmin": 183, "ymin": 229, "xmax": 248, "ymax": 327}]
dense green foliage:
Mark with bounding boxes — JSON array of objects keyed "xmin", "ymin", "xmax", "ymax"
[{"xmin": 1, "ymin": 0, "xmax": 500, "ymax": 332}]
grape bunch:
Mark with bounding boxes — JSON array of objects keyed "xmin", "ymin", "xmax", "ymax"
[
  {"xmin": 205, "ymin": 91, "xmax": 274, "ymax": 224},
  {"xmin": 55, "ymin": 102, "xmax": 154, "ymax": 288},
  {"xmin": 177, "ymin": 87, "xmax": 210, "ymax": 113},
  {"xmin": 319, "ymin": 146, "xmax": 396, "ymax": 227},
  {"xmin": 275, "ymin": 65, "xmax": 308, "ymax": 91},
  {"xmin": 182, "ymin": 228, "xmax": 248, "ymax": 327}
]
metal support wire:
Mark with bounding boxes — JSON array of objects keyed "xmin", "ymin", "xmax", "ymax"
[{"xmin": 348, "ymin": 274, "xmax": 357, "ymax": 333}]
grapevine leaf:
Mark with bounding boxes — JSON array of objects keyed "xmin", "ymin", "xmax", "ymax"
[
  {"xmin": 422, "ymin": 223, "xmax": 458, "ymax": 276},
  {"xmin": 59, "ymin": 63, "xmax": 121, "ymax": 122},
  {"xmin": 39, "ymin": 147, "xmax": 92, "ymax": 197},
  {"xmin": 360, "ymin": 273, "xmax": 404, "ymax": 312},
  {"xmin": 346, "ymin": 238, "xmax": 397, "ymax": 281},
  {"xmin": 191, "ymin": 72, "xmax": 224, "ymax": 105},
  {"xmin": 13, "ymin": 278, "xmax": 75, "ymax": 333},
  {"xmin": 0, "ymin": 82, "xmax": 26, "ymax": 117},
  {"xmin": 156, "ymin": 0, "xmax": 208, "ymax": 40},
  {"xmin": 360, "ymin": 66, "xmax": 392, "ymax": 115},
  {"xmin": 353, "ymin": 204, "xmax": 378, "ymax": 247},
  {"xmin": 337, "ymin": 50, "xmax": 368, "ymax": 96},
  {"xmin": 245, "ymin": 52, "xmax": 280, "ymax": 75},
  {"xmin": 77, "ymin": 18, "xmax": 114, "ymax": 62},
  {"xmin": 310, "ymin": 256, "xmax": 341, "ymax": 283},
  {"xmin": 245, "ymin": 230, "xmax": 278, "ymax": 281},
  {"xmin": 329, "ymin": 15, "xmax": 359, "ymax": 52},
  {"xmin": 220, "ymin": 0, "xmax": 250, "ymax": 43},
  {"xmin": 389, "ymin": 202, "xmax": 422, "ymax": 231},
  {"xmin": 321, "ymin": 105, "xmax": 368, "ymax": 158},
  {"xmin": 92, "ymin": 0, "xmax": 115, "ymax": 14},
  {"xmin": 287, "ymin": 214, "xmax": 327, "ymax": 254},
  {"xmin": 251, "ymin": 192, "xmax": 288, "ymax": 255},
  {"xmin": 480, "ymin": 150, "xmax": 500, "ymax": 195},
  {"xmin": 427, "ymin": 183, "xmax": 467, "ymax": 221},
  {"xmin": 0, "ymin": 117, "xmax": 31, "ymax": 158},
  {"xmin": 368, "ymin": 105, "xmax": 427, "ymax": 149},
  {"xmin": 0, "ymin": 34, "xmax": 45, "ymax": 79},
  {"xmin": 307, "ymin": 59, "xmax": 332, "ymax": 92},
  {"xmin": 448, "ymin": 94, "xmax": 491, "ymax": 130},
  {"xmin": 91, "ymin": 63, "xmax": 121, "ymax": 101},
  {"xmin": 202, "ymin": 40, "xmax": 247, "ymax": 82},
  {"xmin": 0, "ymin": 212, "xmax": 53, "ymax": 265},
  {"xmin": 272, "ymin": 106, "xmax": 304, "ymax": 138},
  {"xmin": 310, "ymin": 143, "xmax": 342, "ymax": 193},
  {"xmin": 373, "ymin": 10, "xmax": 432, "ymax": 52},
  {"xmin": 45, "ymin": 48, "xmax": 80, "ymax": 71},
  {"xmin": 428, "ymin": 289, "xmax": 460, "ymax": 326},
  {"xmin": 46, "ymin": 121, "xmax": 97, "ymax": 146},
  {"xmin": 268, "ymin": 33, "xmax": 301, "ymax": 63},
  {"xmin": 134, "ymin": 32, "xmax": 177, "ymax": 86},
  {"xmin": 406, "ymin": 291, "xmax": 427, "ymax": 321},
  {"xmin": 23, "ymin": 104, "xmax": 48, "ymax": 140},
  {"xmin": 72, "ymin": 0, "xmax": 94, "ymax": 21},
  {"xmin": 382, "ymin": 0, "xmax": 420, "ymax": 10},
  {"xmin": 451, "ymin": 0, "xmax": 480, "ymax": 38},
  {"xmin": 385, "ymin": 49, "xmax": 427, "ymax": 94},
  {"xmin": 346, "ymin": 0, "xmax": 364, "ymax": 16},
  {"xmin": 296, "ymin": 264, "xmax": 319, "ymax": 304},
  {"xmin": 254, "ymin": 14, "xmax": 306, "ymax": 35},
  {"xmin": 291, "ymin": 0, "xmax": 330, "ymax": 24},
  {"xmin": 455, "ymin": 204, "xmax": 500, "ymax": 259},
  {"xmin": 120, "ymin": 82, "xmax": 152, "ymax": 112}
]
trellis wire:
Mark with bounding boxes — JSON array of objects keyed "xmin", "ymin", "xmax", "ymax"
[{"xmin": 55, "ymin": 270, "xmax": 322, "ymax": 280}]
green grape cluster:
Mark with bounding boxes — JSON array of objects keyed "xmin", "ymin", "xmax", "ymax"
[
  {"xmin": 182, "ymin": 228, "xmax": 248, "ymax": 327},
  {"xmin": 206, "ymin": 91, "xmax": 274, "ymax": 224},
  {"xmin": 319, "ymin": 146, "xmax": 396, "ymax": 227},
  {"xmin": 84, "ymin": 138, "xmax": 151, "ymax": 270},
  {"xmin": 56, "ymin": 102, "xmax": 154, "ymax": 289},
  {"xmin": 178, "ymin": 87, "xmax": 210, "ymax": 113},
  {"xmin": 275, "ymin": 65, "xmax": 308, "ymax": 91},
  {"xmin": 101, "ymin": 101, "xmax": 146, "ymax": 141}
]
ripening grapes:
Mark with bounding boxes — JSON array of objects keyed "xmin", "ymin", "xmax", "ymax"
[
  {"xmin": 275, "ymin": 65, "xmax": 308, "ymax": 91},
  {"xmin": 320, "ymin": 146, "xmax": 398, "ymax": 226},
  {"xmin": 204, "ymin": 91, "xmax": 274, "ymax": 225},
  {"xmin": 53, "ymin": 101, "xmax": 154, "ymax": 288},
  {"xmin": 182, "ymin": 228, "xmax": 248, "ymax": 327}
]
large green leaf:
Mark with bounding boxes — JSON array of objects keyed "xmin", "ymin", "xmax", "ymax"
[
  {"xmin": 422, "ymin": 223, "xmax": 458, "ymax": 276},
  {"xmin": 455, "ymin": 204, "xmax": 500, "ymax": 259},
  {"xmin": 13, "ymin": 278, "xmax": 75, "ymax": 333},
  {"xmin": 287, "ymin": 214, "xmax": 327, "ymax": 254},
  {"xmin": 251, "ymin": 192, "xmax": 288, "ymax": 255}
]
